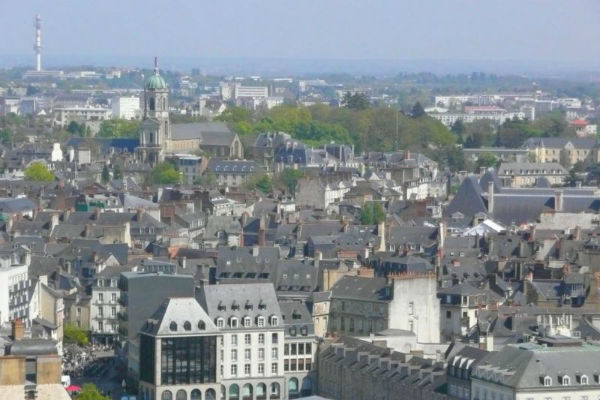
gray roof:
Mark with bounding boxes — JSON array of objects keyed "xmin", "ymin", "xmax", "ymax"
[
  {"xmin": 196, "ymin": 283, "xmax": 283, "ymax": 330},
  {"xmin": 172, "ymin": 122, "xmax": 236, "ymax": 146},
  {"xmin": 140, "ymin": 297, "xmax": 218, "ymax": 336},
  {"xmin": 0, "ymin": 197, "xmax": 36, "ymax": 213},
  {"xmin": 330, "ymin": 276, "xmax": 391, "ymax": 302},
  {"xmin": 473, "ymin": 343, "xmax": 600, "ymax": 389}
]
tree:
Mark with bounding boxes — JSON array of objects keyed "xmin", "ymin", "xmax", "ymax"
[
  {"xmin": 411, "ymin": 102, "xmax": 425, "ymax": 118},
  {"xmin": 372, "ymin": 202, "xmax": 386, "ymax": 224},
  {"xmin": 67, "ymin": 121, "xmax": 86, "ymax": 137},
  {"xmin": 101, "ymin": 165, "xmax": 110, "ymax": 184},
  {"xmin": 565, "ymin": 169, "xmax": 579, "ymax": 187},
  {"xmin": 64, "ymin": 323, "xmax": 89, "ymax": 346},
  {"xmin": 113, "ymin": 164, "xmax": 123, "ymax": 180},
  {"xmin": 279, "ymin": 168, "xmax": 304, "ymax": 194},
  {"xmin": 360, "ymin": 202, "xmax": 385, "ymax": 225},
  {"xmin": 194, "ymin": 170, "xmax": 216, "ymax": 187},
  {"xmin": 76, "ymin": 384, "xmax": 110, "ymax": 400},
  {"xmin": 247, "ymin": 174, "xmax": 272, "ymax": 193},
  {"xmin": 342, "ymin": 91, "xmax": 370, "ymax": 110},
  {"xmin": 24, "ymin": 162, "xmax": 55, "ymax": 181},
  {"xmin": 97, "ymin": 119, "xmax": 140, "ymax": 138},
  {"xmin": 475, "ymin": 152, "xmax": 497, "ymax": 171},
  {"xmin": 451, "ymin": 120, "xmax": 466, "ymax": 143},
  {"xmin": 150, "ymin": 162, "xmax": 180, "ymax": 185}
]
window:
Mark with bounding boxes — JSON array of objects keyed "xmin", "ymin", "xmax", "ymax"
[
  {"xmin": 291, "ymin": 359, "xmax": 297, "ymax": 371},
  {"xmin": 231, "ymin": 350, "xmax": 237, "ymax": 362},
  {"xmin": 258, "ymin": 363, "xmax": 264, "ymax": 375},
  {"xmin": 244, "ymin": 364, "xmax": 251, "ymax": 375},
  {"xmin": 112, "ymin": 293, "xmax": 117, "ymax": 302},
  {"xmin": 284, "ymin": 359, "xmax": 289, "ymax": 372},
  {"xmin": 305, "ymin": 358, "xmax": 311, "ymax": 370},
  {"xmin": 98, "ymin": 293, "xmax": 104, "ymax": 302},
  {"xmin": 216, "ymin": 318, "xmax": 224, "ymax": 328},
  {"xmin": 271, "ymin": 316, "xmax": 278, "ymax": 326},
  {"xmin": 580, "ymin": 375, "xmax": 589, "ymax": 384},
  {"xmin": 543, "ymin": 376, "xmax": 552, "ymax": 386},
  {"xmin": 244, "ymin": 349, "xmax": 251, "ymax": 361},
  {"xmin": 257, "ymin": 316, "xmax": 265, "ymax": 327},
  {"xmin": 98, "ymin": 321, "xmax": 103, "ymax": 332},
  {"xmin": 230, "ymin": 317, "xmax": 238, "ymax": 328},
  {"xmin": 271, "ymin": 363, "xmax": 278, "ymax": 374},
  {"xmin": 98, "ymin": 307, "xmax": 104, "ymax": 317},
  {"xmin": 284, "ymin": 344, "xmax": 289, "ymax": 355},
  {"xmin": 183, "ymin": 321, "xmax": 191, "ymax": 331},
  {"xmin": 244, "ymin": 334, "xmax": 251, "ymax": 345},
  {"xmin": 298, "ymin": 343, "xmax": 304, "ymax": 355},
  {"xmin": 306, "ymin": 343, "xmax": 312, "ymax": 354},
  {"xmin": 243, "ymin": 317, "xmax": 251, "ymax": 327},
  {"xmin": 258, "ymin": 333, "xmax": 265, "ymax": 344},
  {"xmin": 111, "ymin": 307, "xmax": 116, "ymax": 317},
  {"xmin": 160, "ymin": 336, "xmax": 217, "ymax": 385},
  {"xmin": 231, "ymin": 335, "xmax": 238, "ymax": 346},
  {"xmin": 231, "ymin": 364, "xmax": 237, "ymax": 376},
  {"xmin": 258, "ymin": 348, "xmax": 264, "ymax": 360},
  {"xmin": 272, "ymin": 333, "xmax": 278, "ymax": 344},
  {"xmin": 562, "ymin": 375, "xmax": 571, "ymax": 386},
  {"xmin": 446, "ymin": 310, "xmax": 452, "ymax": 319},
  {"xmin": 291, "ymin": 344, "xmax": 297, "ymax": 355},
  {"xmin": 272, "ymin": 348, "xmax": 278, "ymax": 359},
  {"xmin": 409, "ymin": 301, "xmax": 414, "ymax": 315}
]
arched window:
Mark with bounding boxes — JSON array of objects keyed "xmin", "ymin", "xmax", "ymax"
[
  {"xmin": 228, "ymin": 384, "xmax": 239, "ymax": 400},
  {"xmin": 241, "ymin": 384, "xmax": 252, "ymax": 400},
  {"xmin": 543, "ymin": 376, "xmax": 552, "ymax": 386},
  {"xmin": 176, "ymin": 390, "xmax": 187, "ymax": 400},
  {"xmin": 190, "ymin": 389, "xmax": 201, "ymax": 400},
  {"xmin": 206, "ymin": 389, "xmax": 216, "ymax": 400},
  {"xmin": 162, "ymin": 390, "xmax": 173, "ymax": 400},
  {"xmin": 198, "ymin": 320, "xmax": 206, "ymax": 330},
  {"xmin": 169, "ymin": 322, "xmax": 177, "ymax": 332},
  {"xmin": 183, "ymin": 321, "xmax": 192, "ymax": 331},
  {"xmin": 149, "ymin": 97, "xmax": 155, "ymax": 111},
  {"xmin": 256, "ymin": 383, "xmax": 266, "ymax": 400},
  {"xmin": 270, "ymin": 316, "xmax": 278, "ymax": 326},
  {"xmin": 562, "ymin": 375, "xmax": 571, "ymax": 386},
  {"xmin": 219, "ymin": 386, "xmax": 226, "ymax": 400},
  {"xmin": 230, "ymin": 317, "xmax": 238, "ymax": 328},
  {"xmin": 289, "ymin": 378, "xmax": 299, "ymax": 395},
  {"xmin": 163, "ymin": 98, "xmax": 166, "ymax": 111},
  {"xmin": 581, "ymin": 375, "xmax": 589, "ymax": 384},
  {"xmin": 270, "ymin": 383, "xmax": 280, "ymax": 399}
]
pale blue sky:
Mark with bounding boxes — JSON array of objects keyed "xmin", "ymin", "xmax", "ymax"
[{"xmin": 2, "ymin": 0, "xmax": 600, "ymax": 72}]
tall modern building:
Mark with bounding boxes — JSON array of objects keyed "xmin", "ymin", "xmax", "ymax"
[{"xmin": 137, "ymin": 58, "xmax": 171, "ymax": 166}]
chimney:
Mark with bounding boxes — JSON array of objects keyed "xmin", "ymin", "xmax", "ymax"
[
  {"xmin": 181, "ymin": 256, "xmax": 187, "ymax": 270},
  {"xmin": 12, "ymin": 319, "xmax": 25, "ymax": 341},
  {"xmin": 555, "ymin": 190, "xmax": 564, "ymax": 212},
  {"xmin": 488, "ymin": 182, "xmax": 495, "ymax": 215},
  {"xmin": 137, "ymin": 208, "xmax": 144, "ymax": 221},
  {"xmin": 377, "ymin": 221, "xmax": 386, "ymax": 252},
  {"xmin": 94, "ymin": 207, "xmax": 101, "ymax": 220},
  {"xmin": 315, "ymin": 250, "xmax": 323, "ymax": 261},
  {"xmin": 258, "ymin": 217, "xmax": 266, "ymax": 247}
]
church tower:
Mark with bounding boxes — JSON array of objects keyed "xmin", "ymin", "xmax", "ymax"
[{"xmin": 137, "ymin": 57, "xmax": 171, "ymax": 166}]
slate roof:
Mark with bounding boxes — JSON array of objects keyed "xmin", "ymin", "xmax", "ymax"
[
  {"xmin": 196, "ymin": 283, "xmax": 283, "ymax": 330},
  {"xmin": 330, "ymin": 276, "xmax": 391, "ymax": 302},
  {"xmin": 171, "ymin": 122, "xmax": 236, "ymax": 146},
  {"xmin": 0, "ymin": 197, "xmax": 37, "ymax": 214},
  {"xmin": 445, "ymin": 176, "xmax": 487, "ymax": 217},
  {"xmin": 207, "ymin": 158, "xmax": 259, "ymax": 174},
  {"xmin": 140, "ymin": 297, "xmax": 218, "ymax": 336}
]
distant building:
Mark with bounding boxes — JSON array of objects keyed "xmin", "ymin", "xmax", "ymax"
[
  {"xmin": 497, "ymin": 162, "xmax": 568, "ymax": 187},
  {"xmin": 54, "ymin": 105, "xmax": 112, "ymax": 128},
  {"xmin": 111, "ymin": 95, "xmax": 141, "ymax": 120}
]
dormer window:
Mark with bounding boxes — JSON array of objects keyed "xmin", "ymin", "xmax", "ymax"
[
  {"xmin": 543, "ymin": 376, "xmax": 552, "ymax": 386},
  {"xmin": 198, "ymin": 321, "xmax": 206, "ymax": 330},
  {"xmin": 183, "ymin": 321, "xmax": 191, "ymax": 331},
  {"xmin": 560, "ymin": 375, "xmax": 570, "ymax": 386},
  {"xmin": 578, "ymin": 374, "xmax": 588, "ymax": 385},
  {"xmin": 243, "ymin": 317, "xmax": 251, "ymax": 328},
  {"xmin": 216, "ymin": 318, "xmax": 224, "ymax": 328},
  {"xmin": 257, "ymin": 316, "xmax": 265, "ymax": 327},
  {"xmin": 270, "ymin": 316, "xmax": 278, "ymax": 326},
  {"xmin": 169, "ymin": 322, "xmax": 177, "ymax": 332},
  {"xmin": 230, "ymin": 317, "xmax": 239, "ymax": 328}
]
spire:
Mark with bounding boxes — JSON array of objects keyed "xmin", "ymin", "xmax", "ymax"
[{"xmin": 154, "ymin": 56, "xmax": 159, "ymax": 75}]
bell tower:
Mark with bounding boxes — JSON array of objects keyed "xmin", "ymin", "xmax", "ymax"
[{"xmin": 137, "ymin": 57, "xmax": 171, "ymax": 166}]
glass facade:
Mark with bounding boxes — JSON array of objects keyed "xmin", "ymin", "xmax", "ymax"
[
  {"xmin": 140, "ymin": 334, "xmax": 156, "ymax": 384},
  {"xmin": 160, "ymin": 336, "xmax": 217, "ymax": 385}
]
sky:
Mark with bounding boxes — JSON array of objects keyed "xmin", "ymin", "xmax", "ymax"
[{"xmin": 2, "ymin": 0, "xmax": 600, "ymax": 74}]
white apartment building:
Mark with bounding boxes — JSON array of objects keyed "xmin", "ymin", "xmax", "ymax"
[
  {"xmin": 0, "ymin": 245, "xmax": 32, "ymax": 325},
  {"xmin": 430, "ymin": 111, "xmax": 525, "ymax": 127},
  {"xmin": 220, "ymin": 82, "xmax": 269, "ymax": 101},
  {"xmin": 197, "ymin": 283, "xmax": 286, "ymax": 400},
  {"xmin": 54, "ymin": 105, "xmax": 112, "ymax": 127},
  {"xmin": 111, "ymin": 95, "xmax": 141, "ymax": 120},
  {"xmin": 90, "ymin": 268, "xmax": 122, "ymax": 345}
]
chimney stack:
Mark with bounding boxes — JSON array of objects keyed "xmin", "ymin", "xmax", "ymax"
[
  {"xmin": 12, "ymin": 319, "xmax": 25, "ymax": 341},
  {"xmin": 555, "ymin": 190, "xmax": 564, "ymax": 212},
  {"xmin": 377, "ymin": 221, "xmax": 386, "ymax": 252}
]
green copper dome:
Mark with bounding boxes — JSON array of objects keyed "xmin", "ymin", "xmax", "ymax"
[{"xmin": 146, "ymin": 73, "xmax": 167, "ymax": 90}]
